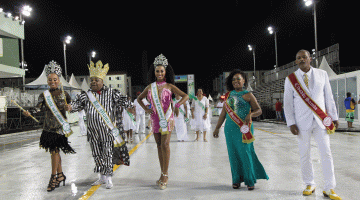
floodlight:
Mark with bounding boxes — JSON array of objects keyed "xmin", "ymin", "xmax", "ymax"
[
  {"xmin": 65, "ymin": 36, "xmax": 72, "ymax": 44},
  {"xmin": 6, "ymin": 12, "xmax": 12, "ymax": 18},
  {"xmin": 304, "ymin": 0, "xmax": 313, "ymax": 6},
  {"xmin": 22, "ymin": 5, "xmax": 32, "ymax": 17}
]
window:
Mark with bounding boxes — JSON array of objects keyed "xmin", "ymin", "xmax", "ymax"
[
  {"xmin": 117, "ymin": 84, "xmax": 121, "ymax": 88},
  {"xmin": 116, "ymin": 76, "xmax": 121, "ymax": 80},
  {"xmin": 109, "ymin": 84, "xmax": 112, "ymax": 88},
  {"xmin": 109, "ymin": 77, "xmax": 112, "ymax": 81}
]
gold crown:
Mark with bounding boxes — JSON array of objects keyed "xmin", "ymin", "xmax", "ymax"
[{"xmin": 88, "ymin": 60, "xmax": 109, "ymax": 80}]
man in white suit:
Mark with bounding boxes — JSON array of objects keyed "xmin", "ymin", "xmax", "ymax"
[{"xmin": 284, "ymin": 50, "xmax": 341, "ymax": 200}]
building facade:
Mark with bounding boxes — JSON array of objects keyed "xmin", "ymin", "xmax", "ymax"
[
  {"xmin": 103, "ymin": 71, "xmax": 128, "ymax": 96},
  {"xmin": 0, "ymin": 11, "xmax": 26, "ymax": 79}
]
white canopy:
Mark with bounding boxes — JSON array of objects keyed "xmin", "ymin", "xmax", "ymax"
[
  {"xmin": 69, "ymin": 74, "xmax": 81, "ymax": 89},
  {"xmin": 25, "ymin": 68, "xmax": 80, "ymax": 89},
  {"xmin": 80, "ymin": 79, "xmax": 90, "ymax": 91},
  {"xmin": 319, "ymin": 57, "xmax": 337, "ymax": 77}
]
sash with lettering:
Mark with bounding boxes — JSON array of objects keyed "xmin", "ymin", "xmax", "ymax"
[
  {"xmin": 87, "ymin": 91, "xmax": 125, "ymax": 147},
  {"xmin": 43, "ymin": 90, "xmax": 73, "ymax": 137},
  {"xmin": 288, "ymin": 73, "xmax": 336, "ymax": 134},
  {"xmin": 224, "ymin": 91, "xmax": 255, "ymax": 144},
  {"xmin": 126, "ymin": 110, "xmax": 137, "ymax": 126},
  {"xmin": 189, "ymin": 94, "xmax": 205, "ymax": 111},
  {"xmin": 173, "ymin": 98, "xmax": 189, "ymax": 123},
  {"xmin": 151, "ymin": 82, "xmax": 173, "ymax": 135}
]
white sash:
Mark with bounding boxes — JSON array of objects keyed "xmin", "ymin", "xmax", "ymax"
[
  {"xmin": 43, "ymin": 90, "xmax": 73, "ymax": 137},
  {"xmin": 87, "ymin": 91, "xmax": 125, "ymax": 147},
  {"xmin": 151, "ymin": 82, "xmax": 173, "ymax": 134}
]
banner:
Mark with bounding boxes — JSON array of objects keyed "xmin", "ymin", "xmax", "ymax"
[
  {"xmin": 0, "ymin": 38, "xmax": 3, "ymax": 57},
  {"xmin": 187, "ymin": 74, "xmax": 195, "ymax": 97},
  {"xmin": 175, "ymin": 75, "xmax": 188, "ymax": 83}
]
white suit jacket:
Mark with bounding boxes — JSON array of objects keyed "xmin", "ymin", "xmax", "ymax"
[{"xmin": 284, "ymin": 67, "xmax": 338, "ymax": 130}]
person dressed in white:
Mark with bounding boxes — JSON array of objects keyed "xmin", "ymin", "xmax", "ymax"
[
  {"xmin": 123, "ymin": 97, "xmax": 136, "ymax": 143},
  {"xmin": 133, "ymin": 91, "xmax": 149, "ymax": 141},
  {"xmin": 284, "ymin": 50, "xmax": 341, "ymax": 200},
  {"xmin": 173, "ymin": 93, "xmax": 189, "ymax": 142},
  {"xmin": 215, "ymin": 96, "xmax": 225, "ymax": 116},
  {"xmin": 78, "ymin": 109, "xmax": 87, "ymax": 136},
  {"xmin": 191, "ymin": 89, "xmax": 211, "ymax": 142}
]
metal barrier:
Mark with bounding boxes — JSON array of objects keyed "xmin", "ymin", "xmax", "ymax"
[{"xmin": 0, "ymin": 108, "xmax": 44, "ymax": 135}]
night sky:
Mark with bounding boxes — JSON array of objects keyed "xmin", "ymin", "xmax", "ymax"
[{"xmin": 1, "ymin": 0, "xmax": 357, "ymax": 95}]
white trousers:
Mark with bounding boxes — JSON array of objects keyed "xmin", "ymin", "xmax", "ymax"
[
  {"xmin": 297, "ymin": 119, "xmax": 336, "ymax": 191},
  {"xmin": 135, "ymin": 114, "xmax": 146, "ymax": 134}
]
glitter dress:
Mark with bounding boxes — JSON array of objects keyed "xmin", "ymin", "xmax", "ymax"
[
  {"xmin": 147, "ymin": 81, "xmax": 174, "ymax": 134},
  {"xmin": 30, "ymin": 88, "xmax": 75, "ymax": 154},
  {"xmin": 224, "ymin": 90, "xmax": 268, "ymax": 186}
]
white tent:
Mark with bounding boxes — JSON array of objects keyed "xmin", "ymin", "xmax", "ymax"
[
  {"xmin": 25, "ymin": 68, "xmax": 80, "ymax": 89},
  {"xmin": 208, "ymin": 94, "xmax": 213, "ymax": 101},
  {"xmin": 319, "ymin": 57, "xmax": 337, "ymax": 77},
  {"xmin": 80, "ymin": 79, "xmax": 90, "ymax": 91},
  {"xmin": 69, "ymin": 74, "xmax": 81, "ymax": 89}
]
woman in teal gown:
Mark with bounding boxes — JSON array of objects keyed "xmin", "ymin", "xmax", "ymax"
[{"xmin": 213, "ymin": 69, "xmax": 269, "ymax": 190}]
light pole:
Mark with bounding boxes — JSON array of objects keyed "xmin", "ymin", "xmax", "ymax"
[
  {"xmin": 89, "ymin": 51, "xmax": 96, "ymax": 64},
  {"xmin": 304, "ymin": 0, "xmax": 318, "ymax": 67},
  {"xmin": 248, "ymin": 44, "xmax": 256, "ymax": 88},
  {"xmin": 267, "ymin": 26, "xmax": 279, "ymax": 69},
  {"xmin": 63, "ymin": 36, "xmax": 72, "ymax": 81},
  {"xmin": 19, "ymin": 5, "xmax": 32, "ymax": 90}
]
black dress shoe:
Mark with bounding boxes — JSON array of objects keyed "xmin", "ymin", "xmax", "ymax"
[{"xmin": 232, "ymin": 183, "xmax": 240, "ymax": 189}]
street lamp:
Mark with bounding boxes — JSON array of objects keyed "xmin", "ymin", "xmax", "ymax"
[
  {"xmin": 267, "ymin": 26, "xmax": 279, "ymax": 69},
  {"xmin": 89, "ymin": 51, "xmax": 96, "ymax": 64},
  {"xmin": 63, "ymin": 36, "xmax": 72, "ymax": 81},
  {"xmin": 248, "ymin": 44, "xmax": 256, "ymax": 88},
  {"xmin": 303, "ymin": 0, "xmax": 318, "ymax": 67},
  {"xmin": 19, "ymin": 5, "xmax": 32, "ymax": 91}
]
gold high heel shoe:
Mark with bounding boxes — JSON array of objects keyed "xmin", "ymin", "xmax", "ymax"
[
  {"xmin": 159, "ymin": 173, "xmax": 168, "ymax": 190},
  {"xmin": 156, "ymin": 173, "xmax": 163, "ymax": 185}
]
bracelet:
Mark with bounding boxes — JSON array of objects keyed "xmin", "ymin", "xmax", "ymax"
[{"xmin": 175, "ymin": 103, "xmax": 181, "ymax": 108}]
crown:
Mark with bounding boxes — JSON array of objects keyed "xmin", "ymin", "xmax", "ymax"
[
  {"xmin": 88, "ymin": 60, "xmax": 109, "ymax": 80},
  {"xmin": 45, "ymin": 60, "xmax": 62, "ymax": 77},
  {"xmin": 153, "ymin": 54, "xmax": 168, "ymax": 68}
]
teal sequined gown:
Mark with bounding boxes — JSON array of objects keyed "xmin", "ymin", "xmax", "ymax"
[{"xmin": 224, "ymin": 90, "xmax": 269, "ymax": 186}]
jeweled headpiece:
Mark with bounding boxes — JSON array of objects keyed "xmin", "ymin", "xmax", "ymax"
[
  {"xmin": 88, "ymin": 60, "xmax": 109, "ymax": 80},
  {"xmin": 153, "ymin": 54, "xmax": 168, "ymax": 68},
  {"xmin": 45, "ymin": 60, "xmax": 62, "ymax": 77}
]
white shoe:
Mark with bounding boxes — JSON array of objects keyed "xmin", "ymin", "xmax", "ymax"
[
  {"xmin": 91, "ymin": 174, "xmax": 106, "ymax": 186},
  {"xmin": 323, "ymin": 189, "xmax": 342, "ymax": 200},
  {"xmin": 105, "ymin": 176, "xmax": 113, "ymax": 189}
]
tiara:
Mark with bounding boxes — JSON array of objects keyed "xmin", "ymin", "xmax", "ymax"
[
  {"xmin": 45, "ymin": 60, "xmax": 62, "ymax": 77},
  {"xmin": 153, "ymin": 54, "xmax": 168, "ymax": 68}
]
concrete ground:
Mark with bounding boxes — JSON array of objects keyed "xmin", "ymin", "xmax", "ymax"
[{"xmin": 0, "ymin": 116, "xmax": 359, "ymax": 200}]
